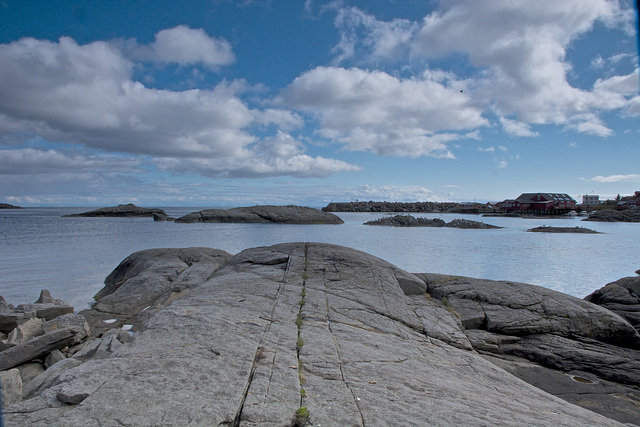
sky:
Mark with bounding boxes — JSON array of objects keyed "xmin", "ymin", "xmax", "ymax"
[{"xmin": 0, "ymin": 0, "xmax": 638, "ymax": 207}]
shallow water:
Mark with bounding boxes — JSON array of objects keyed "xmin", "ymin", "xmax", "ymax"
[{"xmin": 1, "ymin": 207, "xmax": 638, "ymax": 309}]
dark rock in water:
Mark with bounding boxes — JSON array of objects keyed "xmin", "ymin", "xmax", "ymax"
[
  {"xmin": 364, "ymin": 214, "xmax": 446, "ymax": 227},
  {"xmin": 62, "ymin": 203, "xmax": 166, "ymax": 218},
  {"xmin": 585, "ymin": 275, "xmax": 640, "ymax": 334},
  {"xmin": 527, "ymin": 226, "xmax": 601, "ymax": 233},
  {"xmin": 3, "ymin": 244, "xmax": 636, "ymax": 426},
  {"xmin": 445, "ymin": 218, "xmax": 502, "ymax": 229},
  {"xmin": 152, "ymin": 212, "xmax": 175, "ymax": 221},
  {"xmin": 175, "ymin": 205, "xmax": 344, "ymax": 224},
  {"xmin": 583, "ymin": 208, "xmax": 640, "ymax": 222},
  {"xmin": 0, "ymin": 203, "xmax": 21, "ymax": 209},
  {"xmin": 365, "ymin": 215, "xmax": 501, "ymax": 229}
]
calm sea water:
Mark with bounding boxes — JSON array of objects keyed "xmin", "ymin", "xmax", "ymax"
[{"xmin": 1, "ymin": 207, "xmax": 638, "ymax": 310}]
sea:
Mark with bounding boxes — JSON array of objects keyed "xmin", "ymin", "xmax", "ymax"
[{"xmin": 1, "ymin": 207, "xmax": 638, "ymax": 311}]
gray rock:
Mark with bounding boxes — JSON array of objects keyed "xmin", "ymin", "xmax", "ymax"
[
  {"xmin": 174, "ymin": 205, "xmax": 344, "ymax": 224},
  {"xmin": 82, "ymin": 247, "xmax": 231, "ymax": 336},
  {"xmin": 16, "ymin": 362, "xmax": 45, "ymax": 385},
  {"xmin": 22, "ymin": 358, "xmax": 83, "ymax": 399},
  {"xmin": 42, "ymin": 314, "xmax": 89, "ymax": 342},
  {"xmin": 583, "ymin": 207, "xmax": 640, "ymax": 222},
  {"xmin": 4, "ymin": 244, "xmax": 626, "ymax": 426},
  {"xmin": 45, "ymin": 349, "xmax": 66, "ymax": 368},
  {"xmin": 1, "ymin": 368, "xmax": 22, "ymax": 405},
  {"xmin": 585, "ymin": 275, "xmax": 640, "ymax": 333},
  {"xmin": 0, "ymin": 325, "xmax": 87, "ymax": 371},
  {"xmin": 423, "ymin": 273, "xmax": 640, "ymax": 347},
  {"xmin": 15, "ymin": 303, "xmax": 74, "ymax": 321},
  {"xmin": 3, "ymin": 317, "xmax": 44, "ymax": 347},
  {"xmin": 62, "ymin": 203, "xmax": 166, "ymax": 218}
]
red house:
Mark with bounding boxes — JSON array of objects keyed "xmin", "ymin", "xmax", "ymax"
[{"xmin": 499, "ymin": 193, "xmax": 576, "ymax": 215}]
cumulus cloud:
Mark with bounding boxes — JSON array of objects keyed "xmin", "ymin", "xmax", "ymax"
[
  {"xmin": 0, "ymin": 33, "xmax": 357, "ymax": 179},
  {"xmin": 155, "ymin": 131, "xmax": 361, "ymax": 178},
  {"xmin": 328, "ymin": 1, "xmax": 635, "ymax": 139},
  {"xmin": 281, "ymin": 66, "xmax": 487, "ymax": 157},
  {"xmin": 590, "ymin": 174, "xmax": 640, "ymax": 183},
  {"xmin": 124, "ymin": 25, "xmax": 235, "ymax": 68}
]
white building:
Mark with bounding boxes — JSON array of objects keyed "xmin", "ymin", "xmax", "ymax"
[{"xmin": 582, "ymin": 194, "xmax": 600, "ymax": 206}]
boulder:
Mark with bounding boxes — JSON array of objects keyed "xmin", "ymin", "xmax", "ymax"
[
  {"xmin": 174, "ymin": 205, "xmax": 344, "ymax": 224},
  {"xmin": 3, "ymin": 317, "xmax": 44, "ymax": 347},
  {"xmin": 3, "ymin": 243, "xmax": 629, "ymax": 426},
  {"xmin": 62, "ymin": 203, "xmax": 166, "ymax": 218},
  {"xmin": 585, "ymin": 275, "xmax": 640, "ymax": 333},
  {"xmin": 1, "ymin": 368, "xmax": 22, "ymax": 405}
]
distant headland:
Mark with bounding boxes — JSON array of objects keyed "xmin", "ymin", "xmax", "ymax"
[{"xmin": 0, "ymin": 203, "xmax": 21, "ymax": 209}]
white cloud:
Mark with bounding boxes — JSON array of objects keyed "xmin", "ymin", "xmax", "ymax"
[
  {"xmin": 332, "ymin": 7, "xmax": 418, "ymax": 63},
  {"xmin": 478, "ymin": 146, "xmax": 495, "ymax": 152},
  {"xmin": 344, "ymin": 184, "xmax": 446, "ymax": 202},
  {"xmin": 496, "ymin": 160, "xmax": 508, "ymax": 169},
  {"xmin": 591, "ymin": 174, "xmax": 640, "ymax": 183},
  {"xmin": 281, "ymin": 66, "xmax": 487, "ymax": 157},
  {"xmin": 155, "ymin": 131, "xmax": 361, "ymax": 178},
  {"xmin": 125, "ymin": 25, "xmax": 235, "ymax": 69},
  {"xmin": 0, "ymin": 148, "xmax": 142, "ymax": 175},
  {"xmin": 0, "ymin": 34, "xmax": 357, "ymax": 179},
  {"xmin": 331, "ymin": 1, "xmax": 635, "ymax": 138},
  {"xmin": 499, "ymin": 117, "xmax": 540, "ymax": 137}
]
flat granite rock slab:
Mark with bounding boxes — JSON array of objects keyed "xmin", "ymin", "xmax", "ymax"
[{"xmin": 4, "ymin": 243, "xmax": 628, "ymax": 426}]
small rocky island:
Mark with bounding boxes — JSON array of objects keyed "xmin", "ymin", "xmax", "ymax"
[
  {"xmin": 62, "ymin": 203, "xmax": 166, "ymax": 218},
  {"xmin": 583, "ymin": 208, "xmax": 640, "ymax": 222},
  {"xmin": 365, "ymin": 214, "xmax": 502, "ymax": 229},
  {"xmin": 527, "ymin": 226, "xmax": 601, "ymax": 233},
  {"xmin": 2, "ymin": 243, "xmax": 639, "ymax": 425},
  {"xmin": 0, "ymin": 203, "xmax": 21, "ymax": 209},
  {"xmin": 174, "ymin": 205, "xmax": 344, "ymax": 224}
]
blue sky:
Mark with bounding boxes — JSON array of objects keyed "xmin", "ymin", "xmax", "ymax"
[{"xmin": 0, "ymin": 0, "xmax": 638, "ymax": 207}]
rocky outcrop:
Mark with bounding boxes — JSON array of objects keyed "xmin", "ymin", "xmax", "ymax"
[
  {"xmin": 0, "ymin": 203, "xmax": 21, "ymax": 209},
  {"xmin": 527, "ymin": 226, "xmax": 601, "ymax": 233},
  {"xmin": 419, "ymin": 273, "xmax": 640, "ymax": 424},
  {"xmin": 62, "ymin": 203, "xmax": 166, "ymax": 218},
  {"xmin": 175, "ymin": 205, "xmax": 344, "ymax": 224},
  {"xmin": 323, "ymin": 201, "xmax": 459, "ymax": 212},
  {"xmin": 585, "ymin": 274, "xmax": 640, "ymax": 334},
  {"xmin": 365, "ymin": 214, "xmax": 501, "ymax": 229},
  {"xmin": 3, "ymin": 244, "xmax": 638, "ymax": 426},
  {"xmin": 583, "ymin": 208, "xmax": 640, "ymax": 222},
  {"xmin": 0, "ymin": 291, "xmax": 89, "ymax": 408}
]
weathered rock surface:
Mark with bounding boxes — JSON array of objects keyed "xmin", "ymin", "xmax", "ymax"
[
  {"xmin": 585, "ymin": 275, "xmax": 640, "ymax": 333},
  {"xmin": 175, "ymin": 205, "xmax": 344, "ymax": 224},
  {"xmin": 419, "ymin": 273, "xmax": 640, "ymax": 424},
  {"xmin": 3, "ymin": 243, "xmax": 637, "ymax": 426},
  {"xmin": 365, "ymin": 214, "xmax": 501, "ymax": 229},
  {"xmin": 583, "ymin": 207, "xmax": 640, "ymax": 222},
  {"xmin": 0, "ymin": 203, "xmax": 21, "ymax": 209},
  {"xmin": 62, "ymin": 203, "xmax": 166, "ymax": 218},
  {"xmin": 527, "ymin": 226, "xmax": 601, "ymax": 233}
]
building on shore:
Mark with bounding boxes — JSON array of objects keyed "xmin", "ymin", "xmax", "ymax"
[
  {"xmin": 498, "ymin": 193, "xmax": 576, "ymax": 215},
  {"xmin": 582, "ymin": 194, "xmax": 600, "ymax": 206}
]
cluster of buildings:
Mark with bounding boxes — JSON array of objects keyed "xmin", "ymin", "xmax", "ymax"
[{"xmin": 491, "ymin": 191, "xmax": 640, "ymax": 215}]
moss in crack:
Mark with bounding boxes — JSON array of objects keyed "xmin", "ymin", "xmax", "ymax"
[
  {"xmin": 292, "ymin": 406, "xmax": 310, "ymax": 426},
  {"xmin": 296, "ymin": 337, "xmax": 304, "ymax": 351}
]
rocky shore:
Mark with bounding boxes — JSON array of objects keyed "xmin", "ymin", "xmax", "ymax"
[
  {"xmin": 583, "ymin": 208, "xmax": 640, "ymax": 222},
  {"xmin": 62, "ymin": 203, "xmax": 166, "ymax": 218},
  {"xmin": 2, "ymin": 243, "xmax": 639, "ymax": 426},
  {"xmin": 323, "ymin": 201, "xmax": 459, "ymax": 213},
  {"xmin": 0, "ymin": 203, "xmax": 21, "ymax": 209},
  {"xmin": 365, "ymin": 214, "xmax": 502, "ymax": 229}
]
